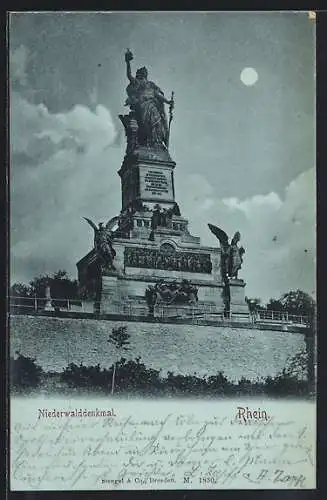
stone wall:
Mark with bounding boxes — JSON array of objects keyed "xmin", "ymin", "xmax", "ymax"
[{"xmin": 10, "ymin": 315, "xmax": 306, "ymax": 382}]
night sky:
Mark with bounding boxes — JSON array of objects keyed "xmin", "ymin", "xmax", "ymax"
[{"xmin": 9, "ymin": 11, "xmax": 316, "ymax": 302}]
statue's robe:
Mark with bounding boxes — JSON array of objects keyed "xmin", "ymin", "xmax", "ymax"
[
  {"xmin": 228, "ymin": 244, "xmax": 242, "ymax": 277},
  {"xmin": 95, "ymin": 229, "xmax": 116, "ymax": 268},
  {"xmin": 126, "ymin": 78, "xmax": 169, "ymax": 146}
]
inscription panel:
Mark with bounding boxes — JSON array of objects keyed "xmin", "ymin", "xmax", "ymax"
[
  {"xmin": 139, "ymin": 166, "xmax": 174, "ymax": 201},
  {"xmin": 124, "ymin": 247, "xmax": 212, "ymax": 274}
]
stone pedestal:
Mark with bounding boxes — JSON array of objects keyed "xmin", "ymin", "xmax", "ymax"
[
  {"xmin": 77, "ymin": 117, "xmax": 249, "ymax": 319},
  {"xmin": 77, "ymin": 235, "xmax": 248, "ymax": 318},
  {"xmin": 99, "ymin": 276, "xmax": 120, "ymax": 314},
  {"xmin": 44, "ymin": 301, "xmax": 54, "ymax": 312},
  {"xmin": 44, "ymin": 285, "xmax": 54, "ymax": 311},
  {"xmin": 118, "ymin": 146, "xmax": 176, "ymax": 213},
  {"xmin": 229, "ymin": 279, "xmax": 249, "ymax": 315}
]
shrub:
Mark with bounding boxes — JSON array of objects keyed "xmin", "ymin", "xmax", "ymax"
[
  {"xmin": 60, "ymin": 362, "xmax": 110, "ymax": 390},
  {"xmin": 10, "ymin": 352, "xmax": 43, "ymax": 391},
  {"xmin": 264, "ymin": 370, "xmax": 309, "ymax": 397},
  {"xmin": 12, "ymin": 354, "xmax": 311, "ymax": 398},
  {"xmin": 59, "ymin": 357, "xmax": 162, "ymax": 395},
  {"xmin": 283, "ymin": 347, "xmax": 308, "ymax": 380},
  {"xmin": 113, "ymin": 357, "xmax": 162, "ymax": 395},
  {"xmin": 163, "ymin": 371, "xmax": 208, "ymax": 397},
  {"xmin": 206, "ymin": 372, "xmax": 233, "ymax": 395}
]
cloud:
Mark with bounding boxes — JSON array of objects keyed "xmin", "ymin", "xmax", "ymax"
[
  {"xmin": 10, "ymin": 44, "xmax": 123, "ymax": 284},
  {"xmin": 222, "ymin": 192, "xmax": 283, "ymax": 216},
  {"xmin": 178, "ymin": 169, "xmax": 316, "ymax": 302},
  {"xmin": 10, "ymin": 45, "xmax": 29, "ymax": 87},
  {"xmin": 10, "ymin": 92, "xmax": 116, "ymax": 160},
  {"xmin": 10, "ymin": 91, "xmax": 123, "ymax": 284}
]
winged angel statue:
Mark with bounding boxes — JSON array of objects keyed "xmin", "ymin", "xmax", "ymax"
[
  {"xmin": 83, "ymin": 216, "xmax": 120, "ymax": 271},
  {"xmin": 208, "ymin": 223, "xmax": 245, "ymax": 279}
]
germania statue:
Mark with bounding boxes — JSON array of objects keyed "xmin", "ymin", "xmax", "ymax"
[{"xmin": 124, "ymin": 49, "xmax": 174, "ymax": 148}]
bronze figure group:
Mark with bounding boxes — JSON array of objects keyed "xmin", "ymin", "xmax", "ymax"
[
  {"xmin": 151, "ymin": 203, "xmax": 180, "ymax": 230},
  {"xmin": 83, "ymin": 217, "xmax": 117, "ymax": 271},
  {"xmin": 145, "ymin": 279, "xmax": 198, "ymax": 315},
  {"xmin": 208, "ymin": 223, "xmax": 245, "ymax": 280}
]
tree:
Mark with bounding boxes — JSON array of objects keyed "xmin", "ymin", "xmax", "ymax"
[
  {"xmin": 107, "ymin": 326, "xmax": 130, "ymax": 395},
  {"xmin": 266, "ymin": 290, "xmax": 315, "ymax": 320},
  {"xmin": 10, "ymin": 283, "xmax": 32, "ymax": 297},
  {"xmin": 245, "ymin": 297, "xmax": 265, "ymax": 313},
  {"xmin": 10, "ymin": 270, "xmax": 80, "ymax": 311},
  {"xmin": 29, "ymin": 270, "xmax": 79, "ymax": 300},
  {"xmin": 280, "ymin": 290, "xmax": 315, "ymax": 318},
  {"xmin": 11, "ymin": 352, "xmax": 43, "ymax": 391},
  {"xmin": 10, "ymin": 283, "xmax": 34, "ymax": 313},
  {"xmin": 266, "ymin": 298, "xmax": 284, "ymax": 312}
]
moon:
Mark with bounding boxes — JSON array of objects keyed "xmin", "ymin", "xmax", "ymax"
[{"xmin": 240, "ymin": 67, "xmax": 258, "ymax": 86}]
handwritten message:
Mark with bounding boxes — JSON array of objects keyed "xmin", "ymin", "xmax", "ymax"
[{"xmin": 10, "ymin": 399, "xmax": 316, "ymax": 490}]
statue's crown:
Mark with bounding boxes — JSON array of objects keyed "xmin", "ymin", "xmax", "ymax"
[{"xmin": 136, "ymin": 66, "xmax": 148, "ymax": 78}]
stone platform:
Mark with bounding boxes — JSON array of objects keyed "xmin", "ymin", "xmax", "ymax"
[{"xmin": 77, "ymin": 227, "xmax": 248, "ymax": 317}]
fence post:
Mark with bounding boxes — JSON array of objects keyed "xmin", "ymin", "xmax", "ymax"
[
  {"xmin": 306, "ymin": 304, "xmax": 316, "ymax": 395},
  {"xmin": 44, "ymin": 285, "xmax": 54, "ymax": 312},
  {"xmin": 34, "ymin": 296, "xmax": 37, "ymax": 312}
]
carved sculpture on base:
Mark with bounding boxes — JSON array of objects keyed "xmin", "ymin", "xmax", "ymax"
[
  {"xmin": 119, "ymin": 112, "xmax": 139, "ymax": 153},
  {"xmin": 208, "ymin": 223, "xmax": 245, "ymax": 315},
  {"xmin": 124, "ymin": 246, "xmax": 212, "ymax": 273},
  {"xmin": 115, "ymin": 207, "xmax": 135, "ymax": 237},
  {"xmin": 208, "ymin": 223, "xmax": 245, "ymax": 280},
  {"xmin": 83, "ymin": 217, "xmax": 118, "ymax": 271},
  {"xmin": 150, "ymin": 203, "xmax": 182, "ymax": 234},
  {"xmin": 145, "ymin": 280, "xmax": 198, "ymax": 316}
]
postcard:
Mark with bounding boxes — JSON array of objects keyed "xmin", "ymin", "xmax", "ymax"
[{"xmin": 9, "ymin": 11, "xmax": 316, "ymax": 491}]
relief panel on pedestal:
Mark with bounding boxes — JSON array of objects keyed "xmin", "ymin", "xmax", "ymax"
[{"xmin": 124, "ymin": 246, "xmax": 213, "ymax": 274}]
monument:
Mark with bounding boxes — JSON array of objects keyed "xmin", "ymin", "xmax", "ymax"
[{"xmin": 77, "ymin": 50, "xmax": 249, "ymax": 318}]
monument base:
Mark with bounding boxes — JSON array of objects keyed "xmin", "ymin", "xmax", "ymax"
[
  {"xmin": 229, "ymin": 278, "xmax": 249, "ymax": 314},
  {"xmin": 77, "ymin": 234, "xmax": 249, "ymax": 319},
  {"xmin": 44, "ymin": 302, "xmax": 54, "ymax": 312},
  {"xmin": 98, "ymin": 276, "xmax": 121, "ymax": 315}
]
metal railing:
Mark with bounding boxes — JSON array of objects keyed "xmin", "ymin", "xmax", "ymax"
[
  {"xmin": 9, "ymin": 295, "xmax": 310, "ymax": 326},
  {"xmin": 254, "ymin": 309, "xmax": 309, "ymax": 325},
  {"xmin": 9, "ymin": 296, "xmax": 85, "ymax": 313}
]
